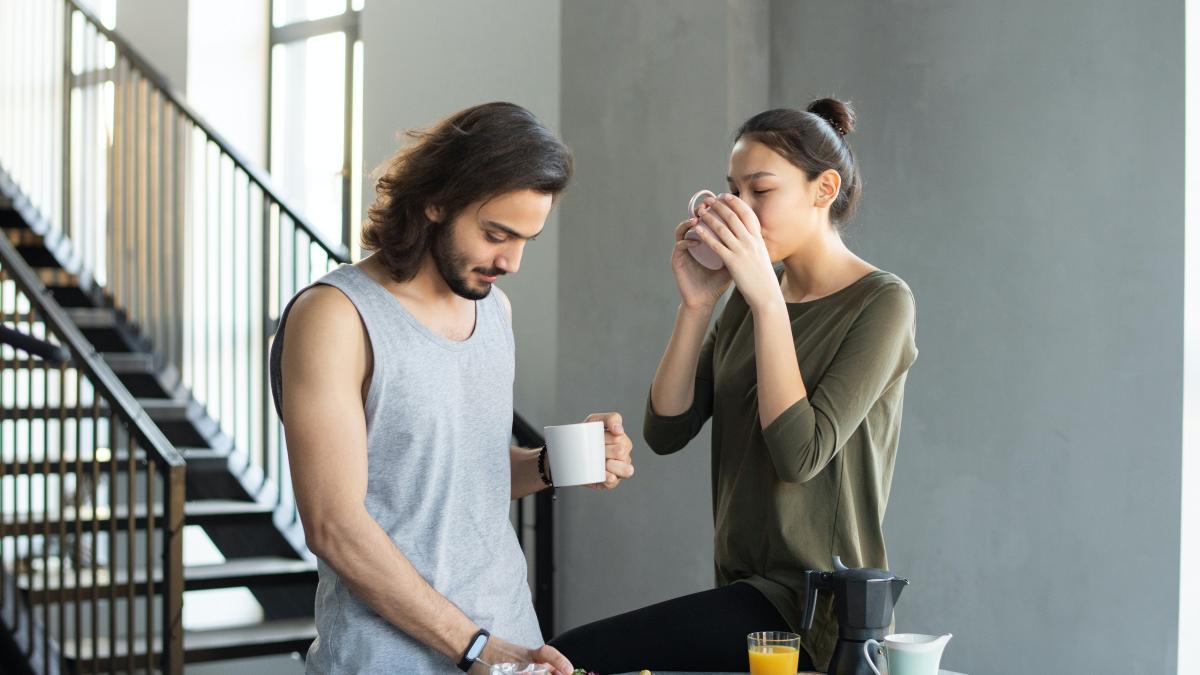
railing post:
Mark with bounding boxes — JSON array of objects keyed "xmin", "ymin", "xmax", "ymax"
[
  {"xmin": 61, "ymin": 1, "xmax": 73, "ymax": 240},
  {"xmin": 162, "ymin": 463, "xmax": 185, "ymax": 673},
  {"xmin": 535, "ymin": 490, "xmax": 555, "ymax": 640}
]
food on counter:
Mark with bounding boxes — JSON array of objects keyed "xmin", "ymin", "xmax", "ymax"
[{"xmin": 571, "ymin": 662, "xmax": 657, "ymax": 667}]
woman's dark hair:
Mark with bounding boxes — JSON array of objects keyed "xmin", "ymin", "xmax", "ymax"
[
  {"xmin": 733, "ymin": 98, "xmax": 862, "ymax": 226},
  {"xmin": 362, "ymin": 101, "xmax": 574, "ymax": 282}
]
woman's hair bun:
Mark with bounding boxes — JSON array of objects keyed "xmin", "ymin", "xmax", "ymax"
[{"xmin": 806, "ymin": 98, "xmax": 855, "ymax": 137}]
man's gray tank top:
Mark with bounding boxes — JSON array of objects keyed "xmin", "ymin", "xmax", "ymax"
[{"xmin": 269, "ymin": 264, "xmax": 543, "ymax": 674}]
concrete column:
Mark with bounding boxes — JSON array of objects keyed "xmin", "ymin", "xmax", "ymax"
[
  {"xmin": 555, "ymin": 0, "xmax": 770, "ymax": 631},
  {"xmin": 360, "ymin": 0, "xmax": 563, "ymax": 428}
]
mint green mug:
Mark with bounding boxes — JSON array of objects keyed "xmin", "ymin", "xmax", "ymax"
[{"xmin": 864, "ymin": 633, "xmax": 952, "ymax": 675}]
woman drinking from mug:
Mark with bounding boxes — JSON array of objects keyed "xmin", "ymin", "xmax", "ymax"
[{"xmin": 550, "ymin": 98, "xmax": 918, "ymax": 673}]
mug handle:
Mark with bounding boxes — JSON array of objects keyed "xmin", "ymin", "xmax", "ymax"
[{"xmin": 863, "ymin": 639, "xmax": 884, "ymax": 675}]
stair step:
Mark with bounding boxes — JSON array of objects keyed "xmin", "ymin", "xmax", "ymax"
[
  {"xmin": 2, "ymin": 447, "xmax": 131, "ymax": 474},
  {"xmin": 0, "ymin": 307, "xmax": 120, "ymax": 329},
  {"xmin": 4, "ymin": 228, "xmax": 44, "ymax": 247},
  {"xmin": 101, "ymin": 351, "xmax": 158, "ymax": 374},
  {"xmin": 3, "ymin": 397, "xmax": 191, "ymax": 422},
  {"xmin": 65, "ymin": 306, "xmax": 118, "ymax": 329},
  {"xmin": 16, "ymin": 556, "xmax": 317, "ymax": 601},
  {"xmin": 2, "ymin": 446, "xmax": 232, "ymax": 475},
  {"xmin": 134, "ymin": 397, "xmax": 193, "ymax": 421},
  {"xmin": 61, "ymin": 617, "xmax": 316, "ymax": 667},
  {"xmin": 176, "ymin": 446, "xmax": 232, "ymax": 472},
  {"xmin": 0, "ymin": 499, "xmax": 275, "ymax": 537},
  {"xmin": 0, "ymin": 206, "xmax": 22, "ymax": 223},
  {"xmin": 3, "ymin": 221, "xmax": 60, "ymax": 267}
]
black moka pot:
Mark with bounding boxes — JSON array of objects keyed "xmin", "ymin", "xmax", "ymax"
[{"xmin": 800, "ymin": 556, "xmax": 908, "ymax": 675}]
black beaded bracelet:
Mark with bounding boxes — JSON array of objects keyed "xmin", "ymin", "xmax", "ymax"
[{"xmin": 536, "ymin": 446, "xmax": 553, "ymax": 487}]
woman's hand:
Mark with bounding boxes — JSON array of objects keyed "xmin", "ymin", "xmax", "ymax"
[
  {"xmin": 690, "ymin": 193, "xmax": 784, "ymax": 312},
  {"xmin": 672, "ymin": 216, "xmax": 732, "ymax": 311}
]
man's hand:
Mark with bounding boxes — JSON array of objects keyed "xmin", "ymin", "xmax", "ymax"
[
  {"xmin": 583, "ymin": 412, "xmax": 634, "ymax": 490},
  {"xmin": 473, "ymin": 636, "xmax": 574, "ymax": 675}
]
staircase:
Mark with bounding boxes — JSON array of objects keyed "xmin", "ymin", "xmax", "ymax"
[
  {"xmin": 2, "ymin": 162, "xmax": 320, "ymax": 672},
  {"xmin": 0, "ymin": 1, "xmax": 554, "ymax": 672}
]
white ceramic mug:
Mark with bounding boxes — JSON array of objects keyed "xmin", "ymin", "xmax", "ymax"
[{"xmin": 543, "ymin": 421, "xmax": 606, "ymax": 486}]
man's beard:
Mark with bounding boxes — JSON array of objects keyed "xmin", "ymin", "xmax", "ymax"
[{"xmin": 431, "ymin": 226, "xmax": 503, "ymax": 301}]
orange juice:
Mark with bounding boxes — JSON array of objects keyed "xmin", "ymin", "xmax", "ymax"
[{"xmin": 748, "ymin": 644, "xmax": 799, "ymax": 675}]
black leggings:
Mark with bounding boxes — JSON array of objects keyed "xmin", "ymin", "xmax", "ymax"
[{"xmin": 548, "ymin": 583, "xmax": 815, "ymax": 674}]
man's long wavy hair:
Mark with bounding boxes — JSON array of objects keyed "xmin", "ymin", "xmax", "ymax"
[{"xmin": 361, "ymin": 102, "xmax": 574, "ymax": 282}]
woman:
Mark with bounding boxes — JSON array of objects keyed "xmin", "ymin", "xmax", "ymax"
[{"xmin": 550, "ymin": 98, "xmax": 918, "ymax": 673}]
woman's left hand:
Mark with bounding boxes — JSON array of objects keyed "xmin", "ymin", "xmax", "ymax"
[{"xmin": 691, "ymin": 193, "xmax": 784, "ymax": 311}]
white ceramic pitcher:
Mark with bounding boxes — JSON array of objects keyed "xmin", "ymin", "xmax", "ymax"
[{"xmin": 864, "ymin": 633, "xmax": 952, "ymax": 675}]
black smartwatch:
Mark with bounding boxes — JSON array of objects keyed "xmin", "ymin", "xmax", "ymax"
[{"xmin": 456, "ymin": 627, "xmax": 490, "ymax": 672}]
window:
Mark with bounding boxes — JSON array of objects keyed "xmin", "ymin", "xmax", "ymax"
[{"xmin": 268, "ymin": 0, "xmax": 363, "ymax": 256}]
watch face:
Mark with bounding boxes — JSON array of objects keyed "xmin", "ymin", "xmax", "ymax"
[{"xmin": 467, "ymin": 633, "xmax": 488, "ymax": 660}]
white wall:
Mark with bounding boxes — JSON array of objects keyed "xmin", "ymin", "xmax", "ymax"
[
  {"xmin": 114, "ymin": 0, "xmax": 268, "ymax": 168},
  {"xmin": 187, "ymin": 0, "xmax": 269, "ymax": 167},
  {"xmin": 360, "ymin": 0, "xmax": 563, "ymax": 428}
]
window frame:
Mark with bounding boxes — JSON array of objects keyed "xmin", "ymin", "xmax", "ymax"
[{"xmin": 266, "ymin": 0, "xmax": 361, "ymax": 251}]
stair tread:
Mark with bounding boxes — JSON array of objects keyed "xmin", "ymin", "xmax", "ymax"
[
  {"xmin": 36, "ymin": 267, "xmax": 77, "ymax": 286},
  {"xmin": 63, "ymin": 306, "xmax": 118, "ymax": 328},
  {"xmin": 4, "ymin": 227, "xmax": 44, "ymax": 246},
  {"xmin": 2, "ymin": 499, "xmax": 273, "ymax": 526},
  {"xmin": 100, "ymin": 351, "xmax": 158, "ymax": 372},
  {"xmin": 3, "ymin": 397, "xmax": 191, "ymax": 420},
  {"xmin": 0, "ymin": 306, "xmax": 113, "ymax": 325},
  {"xmin": 132, "ymin": 398, "xmax": 194, "ymax": 423},
  {"xmin": 2, "ymin": 446, "xmax": 232, "ymax": 473},
  {"xmin": 16, "ymin": 556, "xmax": 317, "ymax": 593},
  {"xmin": 188, "ymin": 556, "xmax": 316, "ymax": 582},
  {"xmin": 60, "ymin": 617, "xmax": 316, "ymax": 661}
]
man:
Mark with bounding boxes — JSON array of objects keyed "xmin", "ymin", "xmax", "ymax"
[{"xmin": 270, "ymin": 102, "xmax": 635, "ymax": 674}]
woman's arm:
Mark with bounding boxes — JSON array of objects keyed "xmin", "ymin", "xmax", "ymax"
[
  {"xmin": 649, "ymin": 303, "xmax": 715, "ymax": 416},
  {"xmin": 758, "ymin": 285, "xmax": 917, "ymax": 482},
  {"xmin": 643, "ymin": 213, "xmax": 734, "ymax": 454},
  {"xmin": 688, "ymin": 193, "xmax": 803, "ymax": 427},
  {"xmin": 751, "ymin": 300, "xmax": 809, "ymax": 428},
  {"xmin": 689, "ymin": 193, "xmax": 917, "ymax": 482},
  {"xmin": 643, "ymin": 306, "xmax": 719, "ymax": 455}
]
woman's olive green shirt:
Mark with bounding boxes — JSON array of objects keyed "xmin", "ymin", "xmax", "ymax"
[{"xmin": 643, "ymin": 270, "xmax": 917, "ymax": 670}]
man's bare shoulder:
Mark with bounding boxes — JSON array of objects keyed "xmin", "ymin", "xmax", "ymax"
[{"xmin": 282, "ymin": 285, "xmax": 367, "ymax": 364}]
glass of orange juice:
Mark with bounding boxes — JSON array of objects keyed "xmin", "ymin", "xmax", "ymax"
[{"xmin": 747, "ymin": 631, "xmax": 801, "ymax": 675}]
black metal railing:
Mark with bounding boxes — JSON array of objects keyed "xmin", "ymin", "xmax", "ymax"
[
  {"xmin": 0, "ymin": 194, "xmax": 186, "ymax": 672},
  {"xmin": 0, "ymin": 0, "xmax": 347, "ymax": 535},
  {"xmin": 512, "ymin": 414, "xmax": 554, "ymax": 639}
]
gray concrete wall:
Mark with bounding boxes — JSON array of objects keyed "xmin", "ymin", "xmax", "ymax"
[
  {"xmin": 360, "ymin": 0, "xmax": 563, "ymax": 427},
  {"xmin": 555, "ymin": 0, "xmax": 769, "ymax": 631},
  {"xmin": 769, "ymin": 1, "xmax": 1184, "ymax": 673}
]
